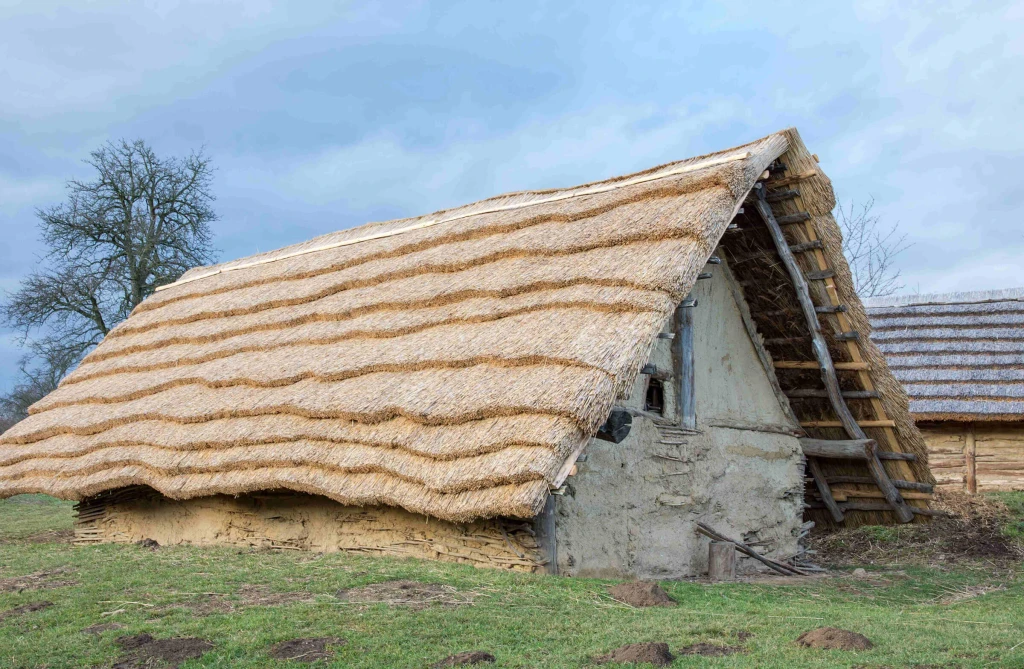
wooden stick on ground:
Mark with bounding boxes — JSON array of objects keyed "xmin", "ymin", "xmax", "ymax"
[{"xmin": 695, "ymin": 522, "xmax": 810, "ymax": 576}]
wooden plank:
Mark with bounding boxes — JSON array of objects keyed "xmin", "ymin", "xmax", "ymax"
[
  {"xmin": 800, "ymin": 420, "xmax": 897, "ymax": 428},
  {"xmin": 774, "ymin": 361, "xmax": 870, "ymax": 370},
  {"xmin": 673, "ymin": 296, "xmax": 696, "ymax": 431},
  {"xmin": 786, "ymin": 389, "xmax": 880, "ymax": 400},
  {"xmin": 822, "ymin": 475, "xmax": 933, "ymax": 493},
  {"xmin": 800, "ymin": 438, "xmax": 875, "ymax": 459},
  {"xmin": 965, "ymin": 423, "xmax": 977, "ymax": 495},
  {"xmin": 807, "ymin": 457, "xmax": 844, "ymax": 522},
  {"xmin": 751, "ymin": 185, "xmax": 914, "ymax": 524}
]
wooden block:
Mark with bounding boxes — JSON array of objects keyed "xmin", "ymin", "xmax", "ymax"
[{"xmin": 708, "ymin": 541, "xmax": 736, "ymax": 581}]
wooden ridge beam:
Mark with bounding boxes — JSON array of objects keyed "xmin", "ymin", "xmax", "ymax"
[{"xmin": 752, "ymin": 184, "xmax": 915, "ymax": 523}]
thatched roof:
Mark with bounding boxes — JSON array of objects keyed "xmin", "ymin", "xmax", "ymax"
[
  {"xmin": 866, "ymin": 288, "xmax": 1024, "ymax": 422},
  {"xmin": 0, "ymin": 127, "xmax": 925, "ymax": 523}
]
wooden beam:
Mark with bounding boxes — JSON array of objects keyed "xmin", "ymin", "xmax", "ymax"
[
  {"xmin": 786, "ymin": 389, "xmax": 880, "ymax": 400},
  {"xmin": 800, "ymin": 438, "xmax": 876, "ymax": 460},
  {"xmin": 800, "ymin": 420, "xmax": 896, "ymax": 428},
  {"xmin": 673, "ymin": 296, "xmax": 696, "ymax": 431},
  {"xmin": 777, "ymin": 212, "xmax": 812, "ymax": 225},
  {"xmin": 789, "ymin": 240, "xmax": 823, "ymax": 253},
  {"xmin": 965, "ymin": 423, "xmax": 977, "ymax": 494},
  {"xmin": 596, "ymin": 409, "xmax": 632, "ymax": 443},
  {"xmin": 774, "ymin": 361, "xmax": 870, "ymax": 370},
  {"xmin": 807, "ymin": 457, "xmax": 844, "ymax": 522},
  {"xmin": 820, "ymin": 475, "xmax": 933, "ymax": 493},
  {"xmin": 835, "ymin": 331, "xmax": 860, "ymax": 342},
  {"xmin": 766, "ymin": 188, "xmax": 800, "ymax": 203},
  {"xmin": 877, "ymin": 451, "xmax": 916, "ymax": 462},
  {"xmin": 805, "ymin": 269, "xmax": 836, "ymax": 281},
  {"xmin": 828, "ymin": 486, "xmax": 932, "ymax": 501},
  {"xmin": 751, "ymin": 185, "xmax": 914, "ymax": 523}
]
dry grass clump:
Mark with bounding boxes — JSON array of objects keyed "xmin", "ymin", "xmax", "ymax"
[{"xmin": 809, "ymin": 490, "xmax": 1024, "ymax": 567}]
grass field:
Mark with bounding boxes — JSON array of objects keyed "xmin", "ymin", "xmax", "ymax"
[{"xmin": 0, "ymin": 494, "xmax": 1021, "ymax": 668}]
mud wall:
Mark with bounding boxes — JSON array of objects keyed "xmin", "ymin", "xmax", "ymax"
[
  {"xmin": 922, "ymin": 422, "xmax": 1024, "ymax": 492},
  {"xmin": 552, "ymin": 263, "xmax": 804, "ymax": 579},
  {"xmin": 74, "ymin": 488, "xmax": 545, "ymax": 572}
]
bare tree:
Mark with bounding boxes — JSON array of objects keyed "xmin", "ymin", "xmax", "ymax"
[
  {"xmin": 835, "ymin": 197, "xmax": 910, "ymax": 297},
  {"xmin": 1, "ymin": 139, "xmax": 217, "ymax": 430}
]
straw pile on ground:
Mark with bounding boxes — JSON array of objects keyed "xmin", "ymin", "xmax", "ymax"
[{"xmin": 0, "ymin": 133, "xmax": 789, "ymax": 521}]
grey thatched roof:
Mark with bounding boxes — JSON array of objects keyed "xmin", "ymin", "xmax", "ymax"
[{"xmin": 865, "ymin": 289, "xmax": 1024, "ymax": 421}]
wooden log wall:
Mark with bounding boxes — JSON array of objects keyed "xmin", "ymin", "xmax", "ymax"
[{"xmin": 921, "ymin": 421, "xmax": 1024, "ymax": 492}]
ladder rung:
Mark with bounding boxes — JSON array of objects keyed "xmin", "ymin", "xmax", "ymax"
[
  {"xmin": 774, "ymin": 361, "xmax": 870, "ymax": 370},
  {"xmin": 777, "ymin": 212, "xmax": 812, "ymax": 225}
]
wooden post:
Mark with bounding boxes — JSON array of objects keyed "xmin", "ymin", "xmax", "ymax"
[
  {"xmin": 751, "ymin": 186, "xmax": 914, "ymax": 523},
  {"xmin": 965, "ymin": 423, "xmax": 977, "ymax": 495},
  {"xmin": 673, "ymin": 296, "xmax": 696, "ymax": 430},
  {"xmin": 708, "ymin": 541, "xmax": 736, "ymax": 581},
  {"xmin": 807, "ymin": 457, "xmax": 844, "ymax": 523}
]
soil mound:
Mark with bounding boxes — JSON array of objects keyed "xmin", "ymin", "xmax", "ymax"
[
  {"xmin": 113, "ymin": 633, "xmax": 213, "ymax": 668},
  {"xmin": 678, "ymin": 642, "xmax": 743, "ymax": 656},
  {"xmin": 431, "ymin": 650, "xmax": 496, "ymax": 667},
  {"xmin": 0, "ymin": 601, "xmax": 52, "ymax": 622},
  {"xmin": 796, "ymin": 627, "xmax": 873, "ymax": 650},
  {"xmin": 82, "ymin": 622, "xmax": 124, "ymax": 635},
  {"xmin": 337, "ymin": 580, "xmax": 472, "ymax": 609},
  {"xmin": 608, "ymin": 582, "xmax": 676, "ymax": 608},
  {"xmin": 595, "ymin": 642, "xmax": 674, "ymax": 666},
  {"xmin": 136, "ymin": 538, "xmax": 160, "ymax": 549},
  {"xmin": 268, "ymin": 637, "xmax": 345, "ymax": 662}
]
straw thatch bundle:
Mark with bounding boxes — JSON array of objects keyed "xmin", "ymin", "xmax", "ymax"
[
  {"xmin": 866, "ymin": 289, "xmax": 1024, "ymax": 422},
  {"xmin": 0, "ymin": 128, "xmax": 922, "ymax": 523}
]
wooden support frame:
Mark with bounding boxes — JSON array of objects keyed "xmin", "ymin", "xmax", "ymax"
[{"xmin": 752, "ymin": 185, "xmax": 915, "ymax": 523}]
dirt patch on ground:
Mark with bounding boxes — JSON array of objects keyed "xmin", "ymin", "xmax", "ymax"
[
  {"xmin": 678, "ymin": 642, "xmax": 744, "ymax": 656},
  {"xmin": 0, "ymin": 566, "xmax": 77, "ymax": 592},
  {"xmin": 608, "ymin": 581, "xmax": 676, "ymax": 608},
  {"xmin": 15, "ymin": 528, "xmax": 74, "ymax": 544},
  {"xmin": 336, "ymin": 580, "xmax": 473, "ymax": 610},
  {"xmin": 158, "ymin": 584, "xmax": 315, "ymax": 616},
  {"xmin": 431, "ymin": 650, "xmax": 496, "ymax": 667},
  {"xmin": 0, "ymin": 601, "xmax": 52, "ymax": 623},
  {"xmin": 810, "ymin": 491, "xmax": 1023, "ymax": 568},
  {"xmin": 594, "ymin": 643, "xmax": 674, "ymax": 666},
  {"xmin": 796, "ymin": 627, "xmax": 873, "ymax": 650},
  {"xmin": 112, "ymin": 633, "xmax": 213, "ymax": 668},
  {"xmin": 268, "ymin": 637, "xmax": 345, "ymax": 662},
  {"xmin": 82, "ymin": 622, "xmax": 124, "ymax": 634}
]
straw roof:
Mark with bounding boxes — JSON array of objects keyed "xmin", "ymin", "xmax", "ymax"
[
  {"xmin": 0, "ymin": 127, "xmax": 921, "ymax": 523},
  {"xmin": 866, "ymin": 288, "xmax": 1024, "ymax": 422}
]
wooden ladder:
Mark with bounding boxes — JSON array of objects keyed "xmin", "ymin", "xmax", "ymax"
[{"xmin": 749, "ymin": 182, "xmax": 917, "ymax": 523}]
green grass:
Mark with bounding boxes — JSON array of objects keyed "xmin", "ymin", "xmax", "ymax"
[
  {"xmin": 0, "ymin": 496, "xmax": 1021, "ymax": 668},
  {"xmin": 990, "ymin": 491, "xmax": 1024, "ymax": 540}
]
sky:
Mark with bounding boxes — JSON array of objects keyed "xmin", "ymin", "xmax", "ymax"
[{"xmin": 1, "ymin": 0, "xmax": 1022, "ymax": 391}]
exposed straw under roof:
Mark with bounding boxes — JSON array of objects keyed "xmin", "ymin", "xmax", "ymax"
[
  {"xmin": 0, "ymin": 128, "xmax": 922, "ymax": 523},
  {"xmin": 866, "ymin": 288, "xmax": 1024, "ymax": 422}
]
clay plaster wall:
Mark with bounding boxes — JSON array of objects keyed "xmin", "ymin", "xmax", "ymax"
[{"xmin": 551, "ymin": 262, "xmax": 804, "ymax": 578}]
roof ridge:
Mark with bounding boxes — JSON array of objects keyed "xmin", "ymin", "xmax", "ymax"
[{"xmin": 864, "ymin": 287, "xmax": 1024, "ymax": 309}]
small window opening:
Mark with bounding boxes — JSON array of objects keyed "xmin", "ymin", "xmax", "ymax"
[{"xmin": 645, "ymin": 378, "xmax": 665, "ymax": 415}]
